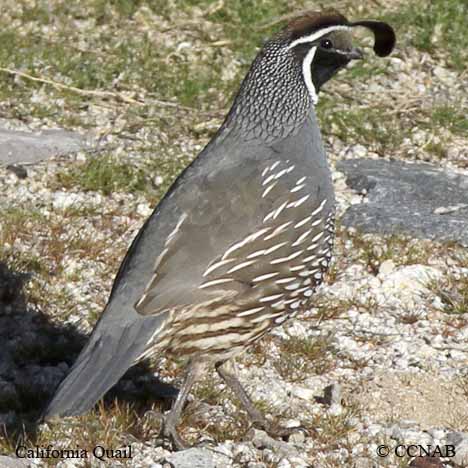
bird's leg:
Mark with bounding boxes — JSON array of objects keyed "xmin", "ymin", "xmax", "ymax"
[
  {"xmin": 159, "ymin": 360, "xmax": 205, "ymax": 450},
  {"xmin": 216, "ymin": 360, "xmax": 303, "ymax": 438}
]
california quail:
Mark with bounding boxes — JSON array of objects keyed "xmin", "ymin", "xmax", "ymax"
[{"xmin": 43, "ymin": 10, "xmax": 395, "ymax": 448}]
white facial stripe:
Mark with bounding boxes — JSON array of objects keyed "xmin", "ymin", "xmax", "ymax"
[
  {"xmin": 302, "ymin": 46, "xmax": 318, "ymax": 104},
  {"xmin": 289, "ymin": 25, "xmax": 352, "ymax": 106},
  {"xmin": 287, "ymin": 25, "xmax": 352, "ymax": 49}
]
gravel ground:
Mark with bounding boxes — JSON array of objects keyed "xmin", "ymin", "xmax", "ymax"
[{"xmin": 0, "ymin": 1, "xmax": 467, "ymax": 467}]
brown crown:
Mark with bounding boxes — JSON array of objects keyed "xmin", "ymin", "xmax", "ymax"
[{"xmin": 285, "ymin": 10, "xmax": 348, "ymax": 41}]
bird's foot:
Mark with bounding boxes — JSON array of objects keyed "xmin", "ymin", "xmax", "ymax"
[{"xmin": 156, "ymin": 417, "xmax": 190, "ymax": 451}]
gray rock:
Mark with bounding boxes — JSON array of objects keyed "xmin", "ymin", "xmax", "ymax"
[
  {"xmin": 0, "ymin": 126, "xmax": 89, "ymax": 166},
  {"xmin": 0, "ymin": 456, "xmax": 30, "ymax": 467},
  {"xmin": 163, "ymin": 448, "xmax": 215, "ymax": 468},
  {"xmin": 323, "ymin": 383, "xmax": 341, "ymax": 406},
  {"xmin": 452, "ymin": 439, "xmax": 468, "ymax": 466},
  {"xmin": 445, "ymin": 431, "xmax": 468, "ymax": 447},
  {"xmin": 249, "ymin": 429, "xmax": 298, "ymax": 456},
  {"xmin": 337, "ymin": 159, "xmax": 468, "ymax": 245}
]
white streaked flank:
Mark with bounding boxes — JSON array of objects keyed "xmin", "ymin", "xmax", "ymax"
[
  {"xmin": 260, "ymin": 293, "xmax": 284, "ymax": 303},
  {"xmin": 270, "ymin": 250, "xmax": 303, "ymax": 264},
  {"xmin": 272, "ymin": 200, "xmax": 289, "ymax": 219},
  {"xmin": 227, "ymin": 259, "xmax": 256, "ymax": 274},
  {"xmin": 289, "ymin": 194, "xmax": 311, "ymax": 208},
  {"xmin": 290, "ymin": 264, "xmax": 306, "ymax": 271},
  {"xmin": 203, "ymin": 258, "xmax": 235, "ymax": 277},
  {"xmin": 253, "ymin": 272, "xmax": 280, "ymax": 283},
  {"xmin": 237, "ymin": 306, "xmax": 265, "ymax": 317},
  {"xmin": 303, "ymin": 253, "xmax": 320, "ymax": 262},
  {"xmin": 263, "ymin": 241, "xmax": 288, "ymax": 255},
  {"xmin": 311, "ymin": 217, "xmax": 322, "ymax": 227},
  {"xmin": 292, "ymin": 228, "xmax": 313, "ymax": 247},
  {"xmin": 262, "ymin": 181, "xmax": 278, "ymax": 198},
  {"xmin": 290, "ymin": 183, "xmax": 306, "ymax": 193},
  {"xmin": 294, "ymin": 215, "xmax": 312, "ymax": 229},
  {"xmin": 311, "ymin": 199, "xmax": 327, "ymax": 216},
  {"xmin": 199, "ymin": 278, "xmax": 234, "ymax": 289},
  {"xmin": 247, "ymin": 249, "xmax": 267, "ymax": 259},
  {"xmin": 275, "ymin": 276, "xmax": 298, "ymax": 284},
  {"xmin": 262, "ymin": 173, "xmax": 276, "ymax": 186},
  {"xmin": 264, "ymin": 221, "xmax": 292, "ymax": 239},
  {"xmin": 310, "ymin": 231, "xmax": 325, "ymax": 243},
  {"xmin": 222, "ymin": 228, "xmax": 271, "ymax": 260}
]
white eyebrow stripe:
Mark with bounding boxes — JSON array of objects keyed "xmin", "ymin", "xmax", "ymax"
[
  {"xmin": 301, "ymin": 46, "xmax": 318, "ymax": 104},
  {"xmin": 288, "ymin": 25, "xmax": 352, "ymax": 49}
]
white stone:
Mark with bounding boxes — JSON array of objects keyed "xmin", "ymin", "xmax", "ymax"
[
  {"xmin": 380, "ymin": 265, "xmax": 442, "ymax": 303},
  {"xmin": 136, "ymin": 202, "xmax": 152, "ymax": 217},
  {"xmin": 379, "ymin": 259, "xmax": 396, "ymax": 276}
]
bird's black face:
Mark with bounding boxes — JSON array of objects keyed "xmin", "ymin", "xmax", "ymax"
[
  {"xmin": 310, "ymin": 31, "xmax": 363, "ymax": 91},
  {"xmin": 290, "ymin": 28, "xmax": 364, "ymax": 102},
  {"xmin": 286, "ymin": 14, "xmax": 395, "ymax": 103}
]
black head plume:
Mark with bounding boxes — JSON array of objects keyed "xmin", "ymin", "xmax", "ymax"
[{"xmin": 349, "ymin": 19, "xmax": 395, "ymax": 57}]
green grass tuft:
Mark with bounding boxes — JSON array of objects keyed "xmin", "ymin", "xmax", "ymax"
[
  {"xmin": 385, "ymin": 0, "xmax": 467, "ymax": 70},
  {"xmin": 54, "ymin": 154, "xmax": 150, "ymax": 195}
]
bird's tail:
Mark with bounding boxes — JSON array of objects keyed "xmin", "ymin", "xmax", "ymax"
[{"xmin": 42, "ymin": 312, "xmax": 163, "ymax": 420}]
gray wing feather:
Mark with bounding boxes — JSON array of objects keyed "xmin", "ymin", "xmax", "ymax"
[{"xmin": 126, "ymin": 114, "xmax": 332, "ymax": 316}]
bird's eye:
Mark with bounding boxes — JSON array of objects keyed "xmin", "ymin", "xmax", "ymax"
[{"xmin": 320, "ymin": 39, "xmax": 333, "ymax": 49}]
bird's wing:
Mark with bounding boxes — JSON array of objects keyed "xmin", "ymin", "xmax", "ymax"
[{"xmin": 109, "ymin": 119, "xmax": 333, "ymax": 318}]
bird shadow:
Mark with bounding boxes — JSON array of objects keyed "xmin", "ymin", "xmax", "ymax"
[{"xmin": 0, "ymin": 261, "xmax": 177, "ymax": 449}]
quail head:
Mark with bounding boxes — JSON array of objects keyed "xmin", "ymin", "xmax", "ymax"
[{"xmin": 43, "ymin": 10, "xmax": 395, "ymax": 449}]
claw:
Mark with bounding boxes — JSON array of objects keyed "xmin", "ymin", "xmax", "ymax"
[{"xmin": 156, "ymin": 416, "xmax": 190, "ymax": 451}]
